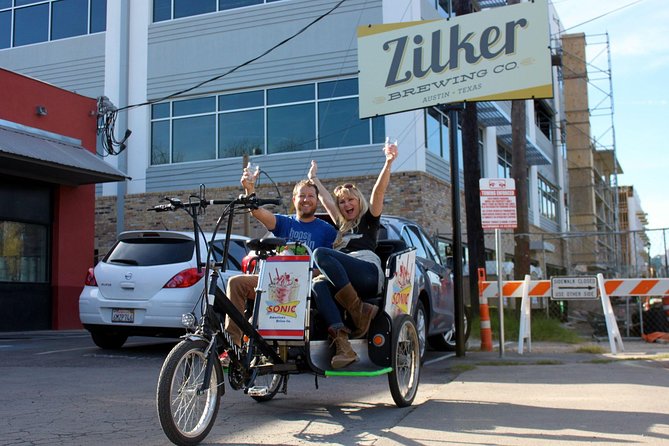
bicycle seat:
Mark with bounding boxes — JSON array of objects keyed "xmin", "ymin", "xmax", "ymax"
[{"xmin": 246, "ymin": 237, "xmax": 287, "ymax": 252}]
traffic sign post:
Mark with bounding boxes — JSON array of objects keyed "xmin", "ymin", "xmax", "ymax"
[{"xmin": 480, "ymin": 178, "xmax": 517, "ymax": 357}]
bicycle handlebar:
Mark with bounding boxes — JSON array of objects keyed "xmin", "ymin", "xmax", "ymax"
[{"xmin": 147, "ymin": 194, "xmax": 281, "ymax": 212}]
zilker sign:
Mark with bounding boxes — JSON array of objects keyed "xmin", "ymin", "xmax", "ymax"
[{"xmin": 357, "ymin": 1, "xmax": 552, "ymax": 118}]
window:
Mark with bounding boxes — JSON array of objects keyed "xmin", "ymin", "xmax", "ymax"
[
  {"xmin": 1, "ymin": 0, "xmax": 106, "ymax": 49},
  {"xmin": 477, "ymin": 127, "xmax": 485, "ymax": 174},
  {"xmin": 497, "ymin": 145, "xmax": 512, "ymax": 178},
  {"xmin": 534, "ymin": 99, "xmax": 554, "ymax": 141},
  {"xmin": 538, "ymin": 176, "xmax": 558, "ymax": 221},
  {"xmin": 402, "ymin": 226, "xmax": 429, "ymax": 260},
  {"xmin": 425, "ymin": 107, "xmax": 464, "ymax": 168},
  {"xmin": 0, "ymin": 221, "xmax": 48, "ymax": 283},
  {"xmin": 150, "ymin": 78, "xmax": 385, "ymax": 165},
  {"xmin": 153, "ymin": 0, "xmax": 283, "ymax": 22}
]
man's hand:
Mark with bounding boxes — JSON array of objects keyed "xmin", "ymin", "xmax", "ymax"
[
  {"xmin": 308, "ymin": 160, "xmax": 318, "ymax": 180},
  {"xmin": 240, "ymin": 166, "xmax": 259, "ymax": 194}
]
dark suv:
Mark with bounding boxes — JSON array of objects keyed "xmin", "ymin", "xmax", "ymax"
[{"xmin": 380, "ymin": 216, "xmax": 471, "ymax": 358}]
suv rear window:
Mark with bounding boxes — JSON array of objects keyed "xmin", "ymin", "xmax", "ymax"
[{"xmin": 105, "ymin": 238, "xmax": 194, "ymax": 266}]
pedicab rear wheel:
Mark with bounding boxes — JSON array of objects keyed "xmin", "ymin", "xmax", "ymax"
[
  {"xmin": 388, "ymin": 314, "xmax": 421, "ymax": 407},
  {"xmin": 156, "ymin": 339, "xmax": 222, "ymax": 446}
]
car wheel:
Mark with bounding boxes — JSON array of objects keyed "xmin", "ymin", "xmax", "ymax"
[
  {"xmin": 91, "ymin": 330, "xmax": 128, "ymax": 349},
  {"xmin": 413, "ymin": 300, "xmax": 427, "ymax": 363},
  {"xmin": 428, "ymin": 305, "xmax": 471, "ymax": 352}
]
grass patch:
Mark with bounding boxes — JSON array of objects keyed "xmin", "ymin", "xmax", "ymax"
[
  {"xmin": 471, "ymin": 309, "xmax": 585, "ymax": 344},
  {"xmin": 476, "ymin": 360, "xmax": 524, "ymax": 366},
  {"xmin": 576, "ymin": 344, "xmax": 607, "ymax": 354},
  {"xmin": 588, "ymin": 358, "xmax": 616, "ymax": 364},
  {"xmin": 450, "ymin": 364, "xmax": 477, "ymax": 374},
  {"xmin": 535, "ymin": 360, "xmax": 563, "ymax": 365},
  {"xmin": 475, "ymin": 359, "xmax": 563, "ymax": 367}
]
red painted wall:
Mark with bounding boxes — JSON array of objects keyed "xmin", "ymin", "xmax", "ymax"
[{"xmin": 1, "ymin": 68, "xmax": 99, "ymax": 329}]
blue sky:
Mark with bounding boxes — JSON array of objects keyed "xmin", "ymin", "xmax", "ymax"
[{"xmin": 551, "ymin": 0, "xmax": 669, "ymax": 256}]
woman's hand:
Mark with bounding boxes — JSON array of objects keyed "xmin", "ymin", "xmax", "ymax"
[
  {"xmin": 384, "ymin": 138, "xmax": 398, "ymax": 163},
  {"xmin": 308, "ymin": 160, "xmax": 318, "ymax": 180}
]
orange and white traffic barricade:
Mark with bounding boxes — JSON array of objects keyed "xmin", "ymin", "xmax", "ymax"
[
  {"xmin": 480, "ymin": 275, "xmax": 669, "ymax": 355},
  {"xmin": 599, "ymin": 276, "xmax": 669, "ymax": 348},
  {"xmin": 479, "ymin": 276, "xmax": 551, "ymax": 354}
]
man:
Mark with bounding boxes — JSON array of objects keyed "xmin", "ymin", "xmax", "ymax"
[{"xmin": 223, "ymin": 166, "xmax": 337, "ymax": 347}]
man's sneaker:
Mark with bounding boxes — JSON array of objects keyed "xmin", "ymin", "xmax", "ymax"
[{"xmin": 219, "ymin": 351, "xmax": 231, "ymax": 368}]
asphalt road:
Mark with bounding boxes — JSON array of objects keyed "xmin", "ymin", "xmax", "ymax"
[
  {"xmin": 2, "ymin": 331, "xmax": 668, "ymax": 445},
  {"xmin": 0, "ymin": 331, "xmax": 456, "ymax": 446}
]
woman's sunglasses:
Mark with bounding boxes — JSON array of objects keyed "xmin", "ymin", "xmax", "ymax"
[{"xmin": 334, "ymin": 183, "xmax": 356, "ymax": 193}]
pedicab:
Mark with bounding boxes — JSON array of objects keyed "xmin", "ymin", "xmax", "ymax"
[{"xmin": 153, "ymin": 189, "xmax": 420, "ymax": 446}]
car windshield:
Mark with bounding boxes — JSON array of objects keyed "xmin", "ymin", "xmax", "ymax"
[{"xmin": 105, "ymin": 238, "xmax": 194, "ymax": 266}]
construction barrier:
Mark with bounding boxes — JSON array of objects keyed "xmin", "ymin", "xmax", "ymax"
[{"xmin": 478, "ymin": 276, "xmax": 669, "ymax": 355}]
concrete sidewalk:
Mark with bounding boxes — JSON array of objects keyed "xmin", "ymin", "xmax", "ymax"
[{"xmin": 379, "ymin": 339, "xmax": 669, "ymax": 445}]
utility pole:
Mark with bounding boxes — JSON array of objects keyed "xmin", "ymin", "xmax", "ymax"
[
  {"xmin": 454, "ymin": 0, "xmax": 484, "ymax": 317},
  {"xmin": 508, "ymin": 0, "xmax": 530, "ymax": 283}
]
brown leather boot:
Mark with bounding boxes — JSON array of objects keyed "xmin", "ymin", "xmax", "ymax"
[
  {"xmin": 328, "ymin": 327, "xmax": 358, "ymax": 369},
  {"xmin": 334, "ymin": 283, "xmax": 379, "ymax": 338}
]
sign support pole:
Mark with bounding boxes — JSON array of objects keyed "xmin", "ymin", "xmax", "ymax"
[
  {"xmin": 495, "ymin": 228, "xmax": 505, "ymax": 356},
  {"xmin": 447, "ymin": 105, "xmax": 466, "ymax": 357}
]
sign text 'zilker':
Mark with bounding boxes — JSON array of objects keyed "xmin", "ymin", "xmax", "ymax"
[{"xmin": 357, "ymin": 0, "xmax": 552, "ymax": 118}]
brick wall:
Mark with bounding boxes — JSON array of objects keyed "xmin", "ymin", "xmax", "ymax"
[{"xmin": 94, "ymin": 172, "xmax": 563, "ymax": 273}]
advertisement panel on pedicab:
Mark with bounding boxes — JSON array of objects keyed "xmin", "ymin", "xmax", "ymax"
[
  {"xmin": 257, "ymin": 252, "xmax": 311, "ymax": 340},
  {"xmin": 384, "ymin": 250, "xmax": 417, "ymax": 318}
]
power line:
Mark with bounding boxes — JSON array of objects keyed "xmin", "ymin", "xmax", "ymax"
[{"xmin": 553, "ymin": 0, "xmax": 645, "ymax": 35}]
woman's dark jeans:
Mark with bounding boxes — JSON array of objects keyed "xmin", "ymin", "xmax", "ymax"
[{"xmin": 311, "ymin": 247, "xmax": 378, "ymax": 330}]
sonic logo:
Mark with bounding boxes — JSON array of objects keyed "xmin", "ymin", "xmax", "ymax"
[
  {"xmin": 391, "ymin": 285, "xmax": 411, "ymax": 314},
  {"xmin": 266, "ymin": 301, "xmax": 299, "ymax": 318},
  {"xmin": 390, "ymin": 255, "xmax": 414, "ymax": 315}
]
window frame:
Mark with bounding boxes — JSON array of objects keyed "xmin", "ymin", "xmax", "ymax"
[
  {"xmin": 1, "ymin": 0, "xmax": 106, "ymax": 49},
  {"xmin": 150, "ymin": 78, "xmax": 385, "ymax": 166}
]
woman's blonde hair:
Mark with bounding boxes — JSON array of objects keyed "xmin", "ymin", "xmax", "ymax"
[{"xmin": 332, "ymin": 184, "xmax": 369, "ymax": 248}]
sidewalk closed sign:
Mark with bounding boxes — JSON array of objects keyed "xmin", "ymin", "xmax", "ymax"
[
  {"xmin": 480, "ymin": 178, "xmax": 517, "ymax": 229},
  {"xmin": 551, "ymin": 276, "xmax": 598, "ymax": 300}
]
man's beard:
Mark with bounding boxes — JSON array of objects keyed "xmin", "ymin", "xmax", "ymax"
[{"xmin": 297, "ymin": 205, "xmax": 315, "ymax": 220}]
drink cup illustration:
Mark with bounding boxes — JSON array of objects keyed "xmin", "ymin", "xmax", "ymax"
[{"xmin": 268, "ymin": 271, "xmax": 299, "ymax": 303}]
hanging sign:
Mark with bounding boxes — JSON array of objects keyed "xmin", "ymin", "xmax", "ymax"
[{"xmin": 357, "ymin": 0, "xmax": 553, "ymax": 118}]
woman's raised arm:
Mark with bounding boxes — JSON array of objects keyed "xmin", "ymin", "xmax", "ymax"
[{"xmin": 369, "ymin": 139, "xmax": 397, "ymax": 217}]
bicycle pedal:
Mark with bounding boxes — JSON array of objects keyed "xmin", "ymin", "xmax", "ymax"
[{"xmin": 247, "ymin": 386, "xmax": 269, "ymax": 396}]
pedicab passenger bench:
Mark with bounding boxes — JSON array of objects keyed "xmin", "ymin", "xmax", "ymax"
[{"xmin": 254, "ymin": 239, "xmax": 416, "ymax": 373}]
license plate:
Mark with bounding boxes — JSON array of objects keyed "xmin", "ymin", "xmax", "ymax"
[{"xmin": 111, "ymin": 308, "xmax": 134, "ymax": 323}]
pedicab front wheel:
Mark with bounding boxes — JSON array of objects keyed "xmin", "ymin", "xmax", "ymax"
[
  {"xmin": 388, "ymin": 314, "xmax": 421, "ymax": 407},
  {"xmin": 156, "ymin": 339, "xmax": 222, "ymax": 446}
]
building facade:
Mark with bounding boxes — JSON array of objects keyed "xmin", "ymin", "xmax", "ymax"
[
  {"xmin": 1, "ymin": 0, "xmax": 574, "ymax": 321},
  {"xmin": 0, "ymin": 68, "xmax": 125, "ymax": 331}
]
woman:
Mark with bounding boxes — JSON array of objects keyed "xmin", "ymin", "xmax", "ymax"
[{"xmin": 308, "ymin": 140, "xmax": 398, "ymax": 368}]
